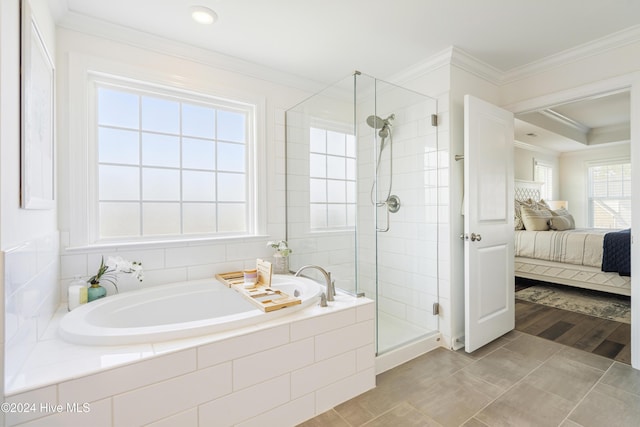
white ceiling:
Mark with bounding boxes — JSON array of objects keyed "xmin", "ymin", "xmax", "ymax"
[
  {"xmin": 52, "ymin": 0, "xmax": 640, "ymax": 85},
  {"xmin": 50, "ymin": 0, "xmax": 640, "ymax": 153},
  {"xmin": 515, "ymin": 90, "xmax": 631, "ymax": 153}
]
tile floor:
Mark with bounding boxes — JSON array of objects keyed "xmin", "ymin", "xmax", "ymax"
[{"xmin": 298, "ymin": 331, "xmax": 640, "ymax": 427}]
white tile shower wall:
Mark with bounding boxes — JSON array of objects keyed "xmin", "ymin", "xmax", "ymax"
[
  {"xmin": 359, "ymin": 101, "xmax": 440, "ymax": 333},
  {"xmin": 5, "ymin": 301, "xmax": 375, "ymax": 427},
  {"xmin": 285, "ymin": 109, "xmax": 357, "ymax": 290},
  {"xmin": 4, "ymin": 232, "xmax": 60, "ymax": 388}
]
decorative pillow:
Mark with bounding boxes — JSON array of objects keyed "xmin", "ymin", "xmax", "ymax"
[
  {"xmin": 514, "ymin": 200, "xmax": 525, "ymax": 230},
  {"xmin": 551, "ymin": 208, "xmax": 570, "ymax": 217},
  {"xmin": 520, "ymin": 206, "xmax": 552, "ymax": 231},
  {"xmin": 538, "ymin": 199, "xmax": 551, "ymax": 209},
  {"xmin": 549, "ymin": 214, "xmax": 575, "ymax": 230}
]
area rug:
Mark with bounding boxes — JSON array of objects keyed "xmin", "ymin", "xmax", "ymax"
[{"xmin": 515, "ymin": 285, "xmax": 631, "ymax": 324}]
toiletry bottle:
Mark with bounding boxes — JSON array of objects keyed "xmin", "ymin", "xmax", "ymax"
[{"xmin": 68, "ymin": 276, "xmax": 88, "ymax": 311}]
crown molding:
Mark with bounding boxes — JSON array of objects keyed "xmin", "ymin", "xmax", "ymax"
[
  {"xmin": 449, "ymin": 47, "xmax": 504, "ymax": 85},
  {"xmin": 386, "ymin": 47, "xmax": 454, "ymax": 85},
  {"xmin": 502, "ymin": 24, "xmax": 640, "ymax": 84},
  {"xmin": 393, "ymin": 25, "xmax": 640, "ymax": 88},
  {"xmin": 56, "ymin": 12, "xmax": 325, "ymax": 93},
  {"xmin": 514, "ymin": 140, "xmax": 560, "ymax": 156}
]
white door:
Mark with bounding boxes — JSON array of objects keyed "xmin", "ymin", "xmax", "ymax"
[{"xmin": 464, "ymin": 95, "xmax": 515, "ymax": 353}]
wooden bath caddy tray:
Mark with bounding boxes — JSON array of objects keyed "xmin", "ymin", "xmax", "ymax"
[
  {"xmin": 215, "ymin": 259, "xmax": 301, "ymax": 312},
  {"xmin": 234, "ymin": 285, "xmax": 301, "ymax": 312}
]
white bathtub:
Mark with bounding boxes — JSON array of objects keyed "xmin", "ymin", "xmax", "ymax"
[{"xmin": 59, "ymin": 275, "xmax": 321, "ymax": 346}]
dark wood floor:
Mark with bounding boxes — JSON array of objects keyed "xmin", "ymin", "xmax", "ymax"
[{"xmin": 515, "ymin": 280, "xmax": 631, "ymax": 365}]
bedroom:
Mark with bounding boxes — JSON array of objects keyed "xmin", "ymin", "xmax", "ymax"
[{"xmin": 512, "ymin": 90, "xmax": 631, "ymax": 361}]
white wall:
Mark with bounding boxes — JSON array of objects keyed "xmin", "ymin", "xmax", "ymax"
[
  {"xmin": 55, "ymin": 28, "xmax": 310, "ymax": 294},
  {"xmin": 514, "ymin": 144, "xmax": 560, "ymax": 199},
  {"xmin": 1, "ymin": 0, "xmax": 59, "ymax": 397}
]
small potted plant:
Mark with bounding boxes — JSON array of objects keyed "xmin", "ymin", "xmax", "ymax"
[
  {"xmin": 87, "ymin": 256, "xmax": 144, "ymax": 302},
  {"xmin": 267, "ymin": 240, "xmax": 292, "ymax": 274}
]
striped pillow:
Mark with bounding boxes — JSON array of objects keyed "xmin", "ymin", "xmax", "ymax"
[{"xmin": 520, "ymin": 206, "xmax": 552, "ymax": 231}]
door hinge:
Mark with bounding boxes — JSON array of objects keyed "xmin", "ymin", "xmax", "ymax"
[
  {"xmin": 432, "ymin": 302, "xmax": 440, "ymax": 315},
  {"xmin": 431, "ymin": 114, "xmax": 438, "ymax": 127}
]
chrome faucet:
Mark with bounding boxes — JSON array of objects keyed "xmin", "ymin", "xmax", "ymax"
[{"xmin": 294, "ymin": 265, "xmax": 335, "ymax": 302}]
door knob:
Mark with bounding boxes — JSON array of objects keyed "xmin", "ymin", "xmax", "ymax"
[{"xmin": 470, "ymin": 233, "xmax": 482, "ymax": 242}]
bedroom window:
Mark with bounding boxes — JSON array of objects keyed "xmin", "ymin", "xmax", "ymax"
[
  {"xmin": 309, "ymin": 122, "xmax": 356, "ymax": 230},
  {"xmin": 587, "ymin": 161, "xmax": 631, "ymax": 229},
  {"xmin": 534, "ymin": 160, "xmax": 553, "ymax": 200},
  {"xmin": 94, "ymin": 79, "xmax": 256, "ymax": 241}
]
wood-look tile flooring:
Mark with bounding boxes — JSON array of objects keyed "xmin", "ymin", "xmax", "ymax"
[
  {"xmin": 515, "ymin": 281, "xmax": 631, "ymax": 365},
  {"xmin": 299, "ymin": 333, "xmax": 640, "ymax": 427},
  {"xmin": 299, "ymin": 288, "xmax": 637, "ymax": 427}
]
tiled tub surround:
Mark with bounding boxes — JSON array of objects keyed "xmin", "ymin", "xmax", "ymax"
[
  {"xmin": 4, "ymin": 293, "xmax": 375, "ymax": 426},
  {"xmin": 4, "ymin": 233, "xmax": 60, "ymax": 393}
]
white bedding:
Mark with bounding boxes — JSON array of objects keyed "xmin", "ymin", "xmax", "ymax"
[{"xmin": 514, "ymin": 229, "xmax": 612, "ymax": 268}]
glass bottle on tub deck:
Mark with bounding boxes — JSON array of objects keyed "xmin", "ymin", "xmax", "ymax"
[{"xmin": 272, "ymin": 252, "xmax": 289, "ymax": 274}]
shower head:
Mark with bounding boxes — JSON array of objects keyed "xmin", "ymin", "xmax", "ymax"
[
  {"xmin": 367, "ymin": 115, "xmax": 386, "ymax": 129},
  {"xmin": 366, "ymin": 114, "xmax": 394, "ymax": 130},
  {"xmin": 367, "ymin": 114, "xmax": 394, "ymax": 140}
]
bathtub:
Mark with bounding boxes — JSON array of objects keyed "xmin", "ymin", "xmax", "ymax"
[{"xmin": 59, "ymin": 274, "xmax": 321, "ymax": 346}]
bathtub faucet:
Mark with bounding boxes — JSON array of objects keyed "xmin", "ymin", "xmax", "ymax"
[{"xmin": 294, "ymin": 265, "xmax": 335, "ymax": 302}]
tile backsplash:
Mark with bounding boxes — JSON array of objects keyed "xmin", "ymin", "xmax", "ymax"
[{"xmin": 4, "ymin": 232, "xmax": 60, "ymax": 388}]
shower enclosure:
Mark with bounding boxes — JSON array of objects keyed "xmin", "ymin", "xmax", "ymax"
[{"xmin": 285, "ymin": 71, "xmax": 439, "ymax": 356}]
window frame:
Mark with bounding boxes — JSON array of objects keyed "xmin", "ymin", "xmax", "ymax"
[
  {"xmin": 586, "ymin": 158, "xmax": 632, "ymax": 229},
  {"xmin": 533, "ymin": 159, "xmax": 553, "ymax": 201},
  {"xmin": 65, "ymin": 55, "xmax": 266, "ymax": 249},
  {"xmin": 308, "ymin": 118, "xmax": 357, "ymax": 232}
]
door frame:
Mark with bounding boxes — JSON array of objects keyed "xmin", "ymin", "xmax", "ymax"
[{"xmin": 502, "ymin": 73, "xmax": 640, "ymax": 370}]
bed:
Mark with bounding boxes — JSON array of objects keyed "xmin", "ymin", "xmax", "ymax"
[{"xmin": 514, "ymin": 180, "xmax": 631, "ymax": 296}]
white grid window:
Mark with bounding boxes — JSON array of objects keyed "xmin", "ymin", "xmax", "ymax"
[
  {"xmin": 95, "ymin": 81, "xmax": 254, "ymax": 240},
  {"xmin": 534, "ymin": 160, "xmax": 553, "ymax": 201},
  {"xmin": 309, "ymin": 123, "xmax": 356, "ymax": 230},
  {"xmin": 588, "ymin": 161, "xmax": 631, "ymax": 229}
]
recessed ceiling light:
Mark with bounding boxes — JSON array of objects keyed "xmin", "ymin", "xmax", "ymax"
[
  {"xmin": 526, "ymin": 132, "xmax": 538, "ymax": 137},
  {"xmin": 191, "ymin": 6, "xmax": 218, "ymax": 25}
]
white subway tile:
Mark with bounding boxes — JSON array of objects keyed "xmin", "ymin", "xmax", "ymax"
[
  {"xmin": 146, "ymin": 408, "xmax": 198, "ymax": 427},
  {"xmin": 233, "ymin": 338, "xmax": 314, "ymax": 390},
  {"xmin": 59, "ymin": 349, "xmax": 196, "ymax": 404},
  {"xmin": 165, "ymin": 245, "xmax": 226, "ymax": 268},
  {"xmin": 290, "ymin": 308, "xmax": 355, "ymax": 341},
  {"xmin": 357, "ymin": 344, "xmax": 375, "ymax": 371},
  {"xmin": 60, "ymin": 254, "xmax": 88, "ymax": 280},
  {"xmin": 198, "ymin": 324, "xmax": 290, "ymax": 369},
  {"xmin": 237, "ymin": 393, "xmax": 315, "ymax": 427},
  {"xmin": 113, "ymin": 362, "xmax": 232, "ymax": 426},
  {"xmin": 11, "ymin": 398, "xmax": 112, "ymax": 427},
  {"xmin": 315, "ymin": 319, "xmax": 375, "ymax": 361},
  {"xmin": 4, "ymin": 385, "xmax": 57, "ymax": 426},
  {"xmin": 291, "ymin": 351, "xmax": 356, "ymax": 398},
  {"xmin": 199, "ymin": 374, "xmax": 290, "ymax": 426},
  {"xmin": 315, "ymin": 368, "xmax": 375, "ymax": 414}
]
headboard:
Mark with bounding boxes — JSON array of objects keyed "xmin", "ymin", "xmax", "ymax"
[{"xmin": 514, "ymin": 180, "xmax": 542, "ymax": 202}]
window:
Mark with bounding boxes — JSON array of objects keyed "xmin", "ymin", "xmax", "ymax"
[
  {"xmin": 534, "ymin": 160, "xmax": 553, "ymax": 201},
  {"xmin": 309, "ymin": 121, "xmax": 356, "ymax": 230},
  {"xmin": 94, "ymin": 79, "xmax": 255, "ymax": 241},
  {"xmin": 588, "ymin": 161, "xmax": 631, "ymax": 229}
]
